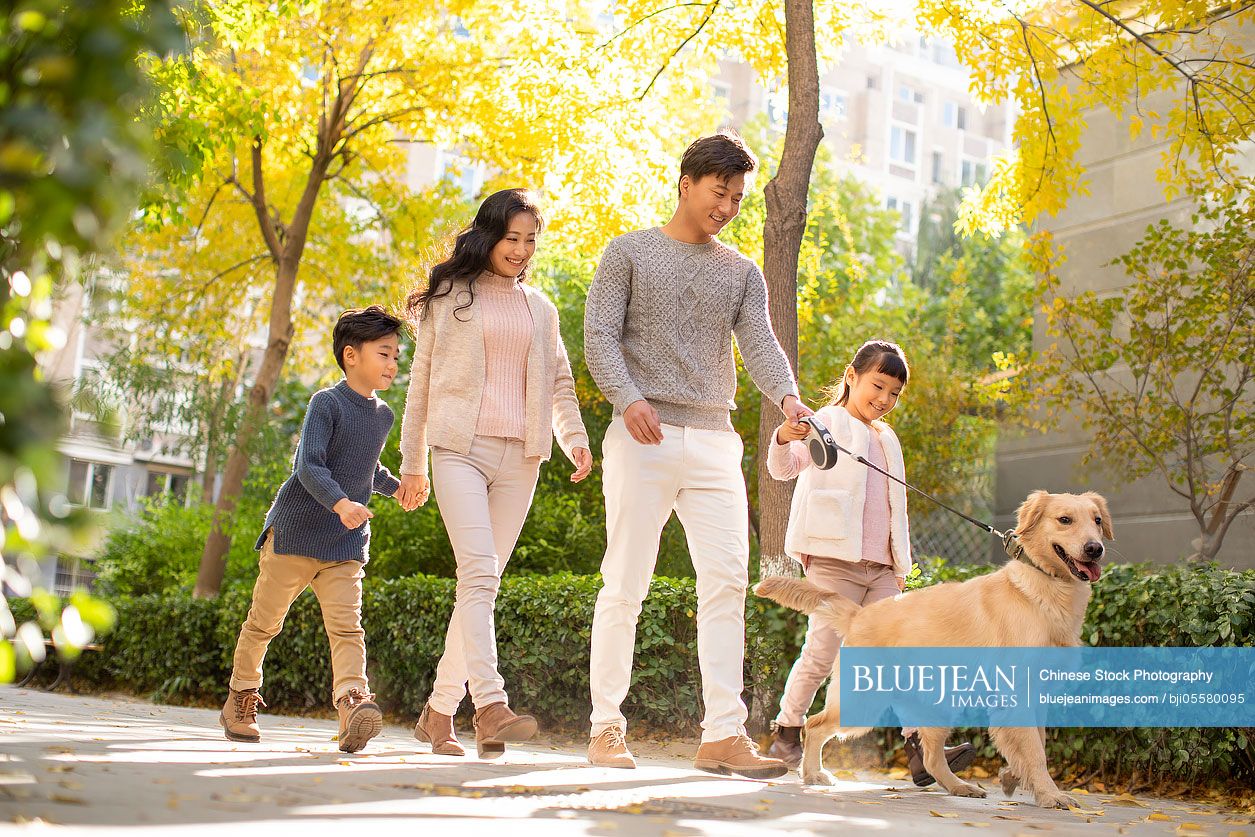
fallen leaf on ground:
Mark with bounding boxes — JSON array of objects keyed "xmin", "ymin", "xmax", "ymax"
[
  {"xmin": 1148, "ymin": 812, "xmax": 1177, "ymax": 822},
  {"xmin": 1106, "ymin": 793, "xmax": 1146, "ymax": 807},
  {"xmin": 930, "ymin": 810, "xmax": 959, "ymax": 818}
]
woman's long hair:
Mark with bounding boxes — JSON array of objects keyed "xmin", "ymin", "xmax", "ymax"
[{"xmin": 405, "ymin": 188, "xmax": 544, "ymax": 322}]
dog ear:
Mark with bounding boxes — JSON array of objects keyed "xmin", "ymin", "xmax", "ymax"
[
  {"xmin": 1083, "ymin": 492, "xmax": 1114, "ymax": 540},
  {"xmin": 1016, "ymin": 490, "xmax": 1049, "ymax": 534}
]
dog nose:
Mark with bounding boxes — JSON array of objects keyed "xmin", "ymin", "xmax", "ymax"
[{"xmin": 1083, "ymin": 541, "xmax": 1104, "ymax": 559}]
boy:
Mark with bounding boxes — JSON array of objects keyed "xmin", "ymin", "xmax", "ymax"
[
  {"xmin": 583, "ymin": 131, "xmax": 813, "ymax": 777},
  {"xmin": 221, "ymin": 305, "xmax": 405, "ymax": 753}
]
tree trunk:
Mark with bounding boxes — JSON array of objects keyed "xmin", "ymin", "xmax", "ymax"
[
  {"xmin": 756, "ymin": 0, "xmax": 823, "ymax": 581},
  {"xmin": 192, "ymin": 268, "xmax": 296, "ymax": 597}
]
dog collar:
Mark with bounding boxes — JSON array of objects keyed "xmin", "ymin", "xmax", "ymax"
[{"xmin": 1002, "ymin": 530, "xmax": 1057, "ymax": 579}]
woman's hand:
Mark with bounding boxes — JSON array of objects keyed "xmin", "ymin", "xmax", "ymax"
[
  {"xmin": 571, "ymin": 447, "xmax": 593, "ymax": 483},
  {"xmin": 397, "ymin": 473, "xmax": 430, "ymax": 510}
]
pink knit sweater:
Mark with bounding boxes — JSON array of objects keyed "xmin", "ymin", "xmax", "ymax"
[
  {"xmin": 474, "ymin": 272, "xmax": 533, "ymax": 440},
  {"xmin": 861, "ymin": 429, "xmax": 892, "ymax": 565}
]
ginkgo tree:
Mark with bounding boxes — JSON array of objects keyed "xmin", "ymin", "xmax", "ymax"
[{"xmin": 136, "ymin": 0, "xmax": 712, "ymax": 597}]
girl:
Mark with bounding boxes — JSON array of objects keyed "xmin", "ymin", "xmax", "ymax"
[
  {"xmin": 398, "ymin": 189, "xmax": 592, "ymax": 758},
  {"xmin": 763, "ymin": 339, "xmax": 973, "ymax": 785}
]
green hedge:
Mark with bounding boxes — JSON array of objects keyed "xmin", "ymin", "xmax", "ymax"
[{"xmin": 12, "ymin": 562, "xmax": 1254, "ymax": 786}]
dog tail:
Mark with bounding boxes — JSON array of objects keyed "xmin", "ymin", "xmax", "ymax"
[{"xmin": 753, "ymin": 576, "xmax": 860, "ymax": 635}]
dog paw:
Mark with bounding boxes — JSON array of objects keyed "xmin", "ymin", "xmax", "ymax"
[
  {"xmin": 999, "ymin": 767, "xmax": 1021, "ymax": 797},
  {"xmin": 802, "ymin": 769, "xmax": 835, "ymax": 786},
  {"xmin": 1036, "ymin": 791, "xmax": 1076, "ymax": 809},
  {"xmin": 951, "ymin": 781, "xmax": 987, "ymax": 798}
]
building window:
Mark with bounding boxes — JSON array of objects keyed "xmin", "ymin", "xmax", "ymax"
[
  {"xmin": 897, "ymin": 84, "xmax": 924, "ymax": 105},
  {"xmin": 944, "ymin": 101, "xmax": 968, "ymax": 130},
  {"xmin": 819, "ymin": 87, "xmax": 847, "ymax": 120},
  {"xmin": 146, "ymin": 469, "xmax": 190, "ymax": 504},
  {"xmin": 67, "ymin": 459, "xmax": 113, "ymax": 510},
  {"xmin": 886, "ymin": 196, "xmax": 914, "ymax": 234},
  {"xmin": 889, "ymin": 125, "xmax": 917, "ymax": 166},
  {"xmin": 961, "ymin": 158, "xmax": 988, "ymax": 186},
  {"xmin": 932, "ymin": 151, "xmax": 945, "ymax": 184},
  {"xmin": 710, "ymin": 80, "xmax": 732, "ymax": 109}
]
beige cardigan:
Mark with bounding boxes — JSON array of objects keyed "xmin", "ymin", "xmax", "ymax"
[{"xmin": 399, "ymin": 281, "xmax": 589, "ymax": 477}]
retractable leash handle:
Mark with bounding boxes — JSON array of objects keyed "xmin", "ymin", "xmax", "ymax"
[{"xmin": 799, "ymin": 415, "xmax": 840, "ymax": 470}]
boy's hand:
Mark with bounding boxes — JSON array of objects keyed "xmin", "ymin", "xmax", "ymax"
[
  {"xmin": 333, "ymin": 498, "xmax": 373, "ymax": 530},
  {"xmin": 397, "ymin": 474, "xmax": 430, "ymax": 510},
  {"xmin": 623, "ymin": 399, "xmax": 663, "ymax": 445},
  {"xmin": 570, "ymin": 447, "xmax": 593, "ymax": 483},
  {"xmin": 775, "ymin": 419, "xmax": 810, "ymax": 445}
]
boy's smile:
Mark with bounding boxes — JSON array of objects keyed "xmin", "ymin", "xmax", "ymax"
[{"xmin": 345, "ymin": 333, "xmax": 400, "ymax": 394}]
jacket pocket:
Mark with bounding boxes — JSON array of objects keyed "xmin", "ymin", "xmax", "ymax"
[{"xmin": 803, "ymin": 489, "xmax": 854, "ymax": 541}]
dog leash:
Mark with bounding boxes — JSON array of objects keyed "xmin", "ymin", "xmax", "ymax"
[{"xmin": 799, "ymin": 416, "xmax": 1039, "ymax": 570}]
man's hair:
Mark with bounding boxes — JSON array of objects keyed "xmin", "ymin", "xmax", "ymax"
[
  {"xmin": 333, "ymin": 305, "xmax": 402, "ymax": 371},
  {"xmin": 678, "ymin": 131, "xmax": 758, "ymax": 194}
]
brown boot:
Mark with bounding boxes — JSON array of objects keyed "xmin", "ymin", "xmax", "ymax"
[
  {"xmin": 336, "ymin": 687, "xmax": 383, "ymax": 753},
  {"xmin": 903, "ymin": 732, "xmax": 976, "ymax": 787},
  {"xmin": 767, "ymin": 724, "xmax": 802, "ymax": 770},
  {"xmin": 471, "ymin": 702, "xmax": 537, "ymax": 759},
  {"xmin": 694, "ymin": 732, "xmax": 788, "ymax": 779},
  {"xmin": 220, "ymin": 688, "xmax": 266, "ymax": 742},
  {"xmin": 414, "ymin": 703, "xmax": 465, "ymax": 756},
  {"xmin": 587, "ymin": 725, "xmax": 636, "ymax": 769}
]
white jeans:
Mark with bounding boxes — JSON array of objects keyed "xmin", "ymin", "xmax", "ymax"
[
  {"xmin": 589, "ymin": 418, "xmax": 750, "ymax": 743},
  {"xmin": 428, "ymin": 436, "xmax": 540, "ymax": 714}
]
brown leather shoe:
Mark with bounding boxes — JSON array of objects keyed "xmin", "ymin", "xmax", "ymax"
[
  {"xmin": 336, "ymin": 687, "xmax": 383, "ymax": 753},
  {"xmin": 414, "ymin": 703, "xmax": 465, "ymax": 756},
  {"xmin": 220, "ymin": 688, "xmax": 265, "ymax": 743},
  {"xmin": 694, "ymin": 732, "xmax": 788, "ymax": 779},
  {"xmin": 587, "ymin": 725, "xmax": 636, "ymax": 769},
  {"xmin": 472, "ymin": 702, "xmax": 537, "ymax": 759},
  {"xmin": 767, "ymin": 724, "xmax": 802, "ymax": 769},
  {"xmin": 903, "ymin": 732, "xmax": 976, "ymax": 787}
]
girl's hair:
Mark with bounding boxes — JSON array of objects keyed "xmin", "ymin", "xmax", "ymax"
[
  {"xmin": 404, "ymin": 188, "xmax": 544, "ymax": 322},
  {"xmin": 826, "ymin": 340, "xmax": 910, "ymax": 407}
]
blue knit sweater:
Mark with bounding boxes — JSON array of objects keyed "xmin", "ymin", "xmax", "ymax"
[{"xmin": 255, "ymin": 381, "xmax": 401, "ymax": 563}]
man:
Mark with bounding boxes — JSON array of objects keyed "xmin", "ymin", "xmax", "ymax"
[{"xmin": 584, "ymin": 131, "xmax": 812, "ymax": 778}]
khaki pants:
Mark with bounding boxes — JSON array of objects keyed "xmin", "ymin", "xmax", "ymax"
[
  {"xmin": 229, "ymin": 532, "xmax": 367, "ymax": 704},
  {"xmin": 590, "ymin": 418, "xmax": 750, "ymax": 743},
  {"xmin": 774, "ymin": 557, "xmax": 897, "ymax": 727},
  {"xmin": 428, "ymin": 436, "xmax": 540, "ymax": 714}
]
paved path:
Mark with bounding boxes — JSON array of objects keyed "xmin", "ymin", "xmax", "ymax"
[{"xmin": 0, "ymin": 688, "xmax": 1250, "ymax": 835}]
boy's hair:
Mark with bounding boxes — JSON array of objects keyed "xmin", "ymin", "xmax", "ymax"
[
  {"xmin": 333, "ymin": 305, "xmax": 402, "ymax": 371},
  {"xmin": 678, "ymin": 130, "xmax": 758, "ymax": 195}
]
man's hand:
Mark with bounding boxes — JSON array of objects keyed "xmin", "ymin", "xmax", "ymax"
[
  {"xmin": 396, "ymin": 474, "xmax": 430, "ymax": 511},
  {"xmin": 623, "ymin": 400, "xmax": 663, "ymax": 445},
  {"xmin": 333, "ymin": 498, "xmax": 374, "ymax": 530},
  {"xmin": 570, "ymin": 447, "xmax": 594, "ymax": 482},
  {"xmin": 776, "ymin": 394, "xmax": 815, "ymax": 444},
  {"xmin": 782, "ymin": 394, "xmax": 814, "ymax": 423}
]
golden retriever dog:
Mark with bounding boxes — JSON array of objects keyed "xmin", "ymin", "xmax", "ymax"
[{"xmin": 755, "ymin": 490, "xmax": 1112, "ymax": 809}]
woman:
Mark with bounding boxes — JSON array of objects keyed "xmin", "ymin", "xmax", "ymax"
[{"xmin": 398, "ymin": 189, "xmax": 592, "ymax": 758}]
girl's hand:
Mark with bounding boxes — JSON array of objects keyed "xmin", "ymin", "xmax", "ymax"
[
  {"xmin": 570, "ymin": 447, "xmax": 594, "ymax": 483},
  {"xmin": 895, "ymin": 575, "xmax": 906, "ymax": 593},
  {"xmin": 775, "ymin": 419, "xmax": 810, "ymax": 445}
]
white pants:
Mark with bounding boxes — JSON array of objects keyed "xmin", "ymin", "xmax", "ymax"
[
  {"xmin": 589, "ymin": 418, "xmax": 750, "ymax": 743},
  {"xmin": 428, "ymin": 436, "xmax": 540, "ymax": 714}
]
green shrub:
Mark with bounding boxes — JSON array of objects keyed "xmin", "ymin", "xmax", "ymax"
[{"xmin": 17, "ymin": 562, "xmax": 1254, "ymax": 786}]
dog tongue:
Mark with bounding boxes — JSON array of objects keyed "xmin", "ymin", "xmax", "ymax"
[{"xmin": 1079, "ymin": 561, "xmax": 1102, "ymax": 581}]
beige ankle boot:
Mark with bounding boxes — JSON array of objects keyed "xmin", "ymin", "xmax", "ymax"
[
  {"xmin": 414, "ymin": 703, "xmax": 465, "ymax": 756},
  {"xmin": 472, "ymin": 702, "xmax": 537, "ymax": 759},
  {"xmin": 336, "ymin": 687, "xmax": 383, "ymax": 753},
  {"xmin": 220, "ymin": 688, "xmax": 265, "ymax": 743}
]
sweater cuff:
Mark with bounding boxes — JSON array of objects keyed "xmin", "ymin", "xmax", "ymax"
[
  {"xmin": 766, "ymin": 434, "xmax": 801, "ymax": 479},
  {"xmin": 775, "ymin": 383, "xmax": 801, "ymax": 411},
  {"xmin": 376, "ymin": 473, "xmax": 401, "ymax": 497}
]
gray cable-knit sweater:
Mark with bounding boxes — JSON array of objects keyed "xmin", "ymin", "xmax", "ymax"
[
  {"xmin": 255, "ymin": 380, "xmax": 401, "ymax": 563},
  {"xmin": 584, "ymin": 227, "xmax": 798, "ymax": 431}
]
